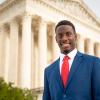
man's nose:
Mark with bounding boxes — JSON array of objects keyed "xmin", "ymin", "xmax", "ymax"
[{"xmin": 62, "ymin": 34, "xmax": 68, "ymax": 40}]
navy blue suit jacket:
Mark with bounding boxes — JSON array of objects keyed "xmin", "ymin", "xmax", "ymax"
[{"xmin": 43, "ymin": 51, "xmax": 100, "ymax": 100}]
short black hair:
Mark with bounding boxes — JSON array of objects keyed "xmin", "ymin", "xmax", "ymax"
[{"xmin": 55, "ymin": 20, "xmax": 76, "ymax": 33}]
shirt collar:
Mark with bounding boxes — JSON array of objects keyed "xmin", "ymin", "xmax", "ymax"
[{"xmin": 60, "ymin": 48, "xmax": 77, "ymax": 62}]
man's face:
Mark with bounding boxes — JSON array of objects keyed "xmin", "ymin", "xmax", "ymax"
[{"xmin": 55, "ymin": 25, "xmax": 77, "ymax": 54}]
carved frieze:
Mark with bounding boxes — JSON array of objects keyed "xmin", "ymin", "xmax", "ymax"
[{"xmin": 40, "ymin": 0, "xmax": 100, "ymax": 28}]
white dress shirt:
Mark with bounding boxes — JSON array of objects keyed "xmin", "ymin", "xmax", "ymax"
[{"xmin": 59, "ymin": 48, "xmax": 77, "ymax": 74}]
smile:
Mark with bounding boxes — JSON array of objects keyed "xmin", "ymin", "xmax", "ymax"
[{"xmin": 61, "ymin": 43, "xmax": 70, "ymax": 48}]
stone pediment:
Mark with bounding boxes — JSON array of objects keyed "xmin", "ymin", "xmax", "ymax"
[
  {"xmin": 44, "ymin": 0, "xmax": 100, "ymax": 28},
  {"xmin": 0, "ymin": 0, "xmax": 100, "ymax": 29}
]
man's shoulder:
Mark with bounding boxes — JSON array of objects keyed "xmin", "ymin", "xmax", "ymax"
[
  {"xmin": 45, "ymin": 58, "xmax": 59, "ymax": 71},
  {"xmin": 79, "ymin": 51, "xmax": 100, "ymax": 61}
]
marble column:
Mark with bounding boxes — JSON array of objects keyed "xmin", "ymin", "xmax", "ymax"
[
  {"xmin": 8, "ymin": 19, "xmax": 19, "ymax": 85},
  {"xmin": 52, "ymin": 24, "xmax": 60, "ymax": 59},
  {"xmin": 4, "ymin": 25, "xmax": 10, "ymax": 82},
  {"xmin": 21, "ymin": 14, "xmax": 32, "ymax": 88},
  {"xmin": 38, "ymin": 18, "xmax": 47, "ymax": 87},
  {"xmin": 31, "ymin": 30, "xmax": 35, "ymax": 88},
  {"xmin": 95, "ymin": 43, "xmax": 100, "ymax": 57},
  {"xmin": 77, "ymin": 34, "xmax": 84, "ymax": 53},
  {"xmin": 85, "ymin": 39, "xmax": 94, "ymax": 55},
  {"xmin": 0, "ymin": 26, "xmax": 6, "ymax": 78}
]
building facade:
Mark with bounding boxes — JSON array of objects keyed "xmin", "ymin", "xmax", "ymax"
[{"xmin": 0, "ymin": 0, "xmax": 100, "ymax": 99}]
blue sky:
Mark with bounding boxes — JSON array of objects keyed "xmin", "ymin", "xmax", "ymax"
[{"xmin": 0, "ymin": 0, "xmax": 100, "ymax": 18}]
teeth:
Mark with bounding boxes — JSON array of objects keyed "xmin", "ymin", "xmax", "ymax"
[
  {"xmin": 62, "ymin": 44, "xmax": 70, "ymax": 47},
  {"xmin": 62, "ymin": 43, "xmax": 69, "ymax": 45}
]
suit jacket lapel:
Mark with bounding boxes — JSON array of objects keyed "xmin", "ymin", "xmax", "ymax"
[
  {"xmin": 55, "ymin": 58, "xmax": 65, "ymax": 91},
  {"xmin": 66, "ymin": 52, "xmax": 83, "ymax": 89}
]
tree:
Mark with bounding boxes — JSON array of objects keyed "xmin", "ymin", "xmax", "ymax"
[{"xmin": 0, "ymin": 78, "xmax": 37, "ymax": 100}]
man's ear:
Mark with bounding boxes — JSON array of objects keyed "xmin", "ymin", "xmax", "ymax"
[{"xmin": 75, "ymin": 34, "xmax": 77, "ymax": 40}]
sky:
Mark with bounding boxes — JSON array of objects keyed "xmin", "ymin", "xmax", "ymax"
[
  {"xmin": 84, "ymin": 0, "xmax": 100, "ymax": 18},
  {"xmin": 0, "ymin": 0, "xmax": 100, "ymax": 18}
]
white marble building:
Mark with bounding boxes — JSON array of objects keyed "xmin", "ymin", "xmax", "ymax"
[{"xmin": 0, "ymin": 0, "xmax": 100, "ymax": 99}]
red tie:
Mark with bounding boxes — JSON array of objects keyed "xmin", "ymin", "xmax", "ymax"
[{"xmin": 61, "ymin": 56, "xmax": 70, "ymax": 88}]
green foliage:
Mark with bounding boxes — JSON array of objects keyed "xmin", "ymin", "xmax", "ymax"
[{"xmin": 0, "ymin": 78, "xmax": 37, "ymax": 100}]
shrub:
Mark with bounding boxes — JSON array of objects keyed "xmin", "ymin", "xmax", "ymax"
[{"xmin": 0, "ymin": 78, "xmax": 37, "ymax": 100}]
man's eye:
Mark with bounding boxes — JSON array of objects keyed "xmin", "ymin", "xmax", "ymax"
[{"xmin": 66, "ymin": 32, "xmax": 72, "ymax": 36}]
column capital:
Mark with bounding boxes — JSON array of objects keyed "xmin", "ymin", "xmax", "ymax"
[
  {"xmin": 22, "ymin": 12, "xmax": 33, "ymax": 18},
  {"xmin": 38, "ymin": 17, "xmax": 48, "ymax": 25}
]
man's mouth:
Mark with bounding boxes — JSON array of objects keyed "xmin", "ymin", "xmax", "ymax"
[{"xmin": 61, "ymin": 43, "xmax": 70, "ymax": 48}]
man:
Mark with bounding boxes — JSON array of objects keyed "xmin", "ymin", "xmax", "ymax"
[{"xmin": 43, "ymin": 20, "xmax": 100, "ymax": 100}]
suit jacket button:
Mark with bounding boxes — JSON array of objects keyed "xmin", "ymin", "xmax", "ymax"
[{"xmin": 63, "ymin": 94, "xmax": 67, "ymax": 98}]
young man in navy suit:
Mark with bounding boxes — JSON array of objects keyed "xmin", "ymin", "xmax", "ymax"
[{"xmin": 43, "ymin": 20, "xmax": 100, "ymax": 100}]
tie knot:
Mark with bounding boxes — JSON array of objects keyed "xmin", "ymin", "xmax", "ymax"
[{"xmin": 63, "ymin": 56, "xmax": 70, "ymax": 61}]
